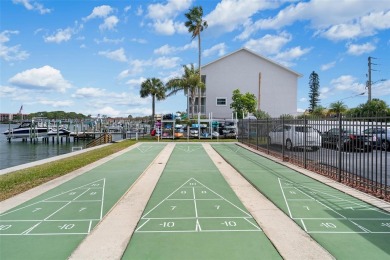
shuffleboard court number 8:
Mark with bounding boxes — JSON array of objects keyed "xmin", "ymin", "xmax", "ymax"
[
  {"xmin": 381, "ymin": 223, "xmax": 390, "ymax": 228},
  {"xmin": 0, "ymin": 225, "xmax": 12, "ymax": 230},
  {"xmin": 320, "ymin": 223, "xmax": 336, "ymax": 228}
]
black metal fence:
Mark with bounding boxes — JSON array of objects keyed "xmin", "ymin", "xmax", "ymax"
[{"xmin": 237, "ymin": 115, "xmax": 389, "ymax": 201}]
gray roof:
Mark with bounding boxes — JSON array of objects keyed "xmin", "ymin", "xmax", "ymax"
[{"xmin": 202, "ymin": 47, "xmax": 302, "ymax": 77}]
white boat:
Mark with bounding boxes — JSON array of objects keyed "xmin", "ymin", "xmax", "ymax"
[
  {"xmin": 3, "ymin": 121, "xmax": 49, "ymax": 139},
  {"xmin": 47, "ymin": 127, "xmax": 71, "ymax": 136}
]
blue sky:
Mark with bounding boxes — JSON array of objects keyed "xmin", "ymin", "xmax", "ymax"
[{"xmin": 1, "ymin": 0, "xmax": 389, "ymax": 117}]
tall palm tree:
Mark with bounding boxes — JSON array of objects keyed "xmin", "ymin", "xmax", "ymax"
[
  {"xmin": 140, "ymin": 78, "xmax": 166, "ymax": 126},
  {"xmin": 166, "ymin": 64, "xmax": 205, "ymax": 118},
  {"xmin": 329, "ymin": 101, "xmax": 347, "ymax": 116},
  {"xmin": 184, "ymin": 6, "xmax": 208, "ymax": 116}
]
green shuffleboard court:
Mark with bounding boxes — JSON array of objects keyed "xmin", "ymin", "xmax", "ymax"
[
  {"xmin": 212, "ymin": 143, "xmax": 390, "ymax": 259},
  {"xmin": 0, "ymin": 144, "xmax": 166, "ymax": 260},
  {"xmin": 122, "ymin": 144, "xmax": 281, "ymax": 259}
]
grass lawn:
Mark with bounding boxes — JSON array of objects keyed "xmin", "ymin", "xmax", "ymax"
[{"xmin": 0, "ymin": 138, "xmax": 237, "ymax": 201}]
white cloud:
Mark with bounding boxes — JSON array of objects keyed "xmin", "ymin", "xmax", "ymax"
[
  {"xmin": 130, "ymin": 38, "xmax": 147, "ymax": 44},
  {"xmin": 320, "ymin": 61, "xmax": 336, "ymax": 71},
  {"xmin": 152, "ymin": 19, "xmax": 176, "ymax": 35},
  {"xmin": 8, "ymin": 65, "xmax": 72, "ymax": 93},
  {"xmin": 237, "ymin": 1, "xmax": 390, "ymax": 41},
  {"xmin": 274, "ymin": 46, "xmax": 312, "ymax": 61},
  {"xmin": 38, "ymin": 99, "xmax": 73, "ymax": 107},
  {"xmin": 127, "ymin": 107, "xmax": 152, "ymax": 117},
  {"xmin": 118, "ymin": 56, "xmax": 182, "ymax": 77},
  {"xmin": 372, "ymin": 80, "xmax": 390, "ymax": 98},
  {"xmin": 154, "ymin": 56, "xmax": 181, "ymax": 69},
  {"xmin": 206, "ymin": 0, "xmax": 275, "ymax": 34},
  {"xmin": 98, "ymin": 48, "xmax": 127, "ymax": 62},
  {"xmin": 330, "ymin": 75, "xmax": 365, "ymax": 93},
  {"xmin": 154, "ymin": 44, "xmax": 176, "ymax": 55},
  {"xmin": 203, "ymin": 43, "xmax": 226, "ymax": 57},
  {"xmin": 146, "ymin": 0, "xmax": 193, "ymax": 34},
  {"xmin": 346, "ymin": 42, "xmax": 376, "ymax": 55},
  {"xmin": 147, "ymin": 0, "xmax": 192, "ymax": 20},
  {"xmin": 124, "ymin": 5, "xmax": 131, "ymax": 13},
  {"xmin": 72, "ymin": 87, "xmax": 106, "ymax": 98},
  {"xmin": 126, "ymin": 77, "xmax": 147, "ymax": 88},
  {"xmin": 84, "ymin": 5, "xmax": 114, "ymax": 21},
  {"xmin": 136, "ymin": 5, "xmax": 143, "ymax": 16},
  {"xmin": 44, "ymin": 27, "xmax": 73, "ymax": 43},
  {"xmin": 99, "ymin": 15, "xmax": 119, "ymax": 31},
  {"xmin": 13, "ymin": 0, "xmax": 51, "ymax": 14},
  {"xmin": 154, "ymin": 41, "xmax": 196, "ymax": 55},
  {"xmin": 0, "ymin": 30, "xmax": 29, "ymax": 61},
  {"xmin": 321, "ymin": 10, "xmax": 390, "ymax": 41},
  {"xmin": 244, "ymin": 32, "xmax": 292, "ymax": 55},
  {"xmin": 96, "ymin": 106, "xmax": 121, "ymax": 117},
  {"xmin": 95, "ymin": 37, "xmax": 124, "ymax": 44},
  {"xmin": 0, "ymin": 85, "xmax": 19, "ymax": 97}
]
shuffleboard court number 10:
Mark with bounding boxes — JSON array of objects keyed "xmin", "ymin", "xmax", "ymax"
[
  {"xmin": 221, "ymin": 221, "xmax": 237, "ymax": 227},
  {"xmin": 160, "ymin": 222, "xmax": 175, "ymax": 228}
]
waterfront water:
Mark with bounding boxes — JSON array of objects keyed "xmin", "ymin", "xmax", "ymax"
[{"xmin": 0, "ymin": 124, "xmax": 90, "ymax": 170}]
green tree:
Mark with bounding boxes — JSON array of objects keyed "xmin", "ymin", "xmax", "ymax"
[
  {"xmin": 184, "ymin": 6, "xmax": 208, "ymax": 115},
  {"xmin": 253, "ymin": 109, "xmax": 271, "ymax": 119},
  {"xmin": 312, "ymin": 105, "xmax": 326, "ymax": 117},
  {"xmin": 230, "ymin": 89, "xmax": 257, "ymax": 119},
  {"xmin": 280, "ymin": 114, "xmax": 294, "ymax": 120},
  {"xmin": 308, "ymin": 71, "xmax": 320, "ymax": 112},
  {"xmin": 140, "ymin": 78, "xmax": 166, "ymax": 125},
  {"xmin": 359, "ymin": 98, "xmax": 389, "ymax": 116},
  {"xmin": 329, "ymin": 101, "xmax": 347, "ymax": 116},
  {"xmin": 166, "ymin": 64, "xmax": 205, "ymax": 118}
]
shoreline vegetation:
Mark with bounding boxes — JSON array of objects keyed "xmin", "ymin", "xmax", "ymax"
[{"xmin": 0, "ymin": 138, "xmax": 236, "ymax": 201}]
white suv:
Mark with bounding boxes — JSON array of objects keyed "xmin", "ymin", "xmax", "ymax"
[{"xmin": 268, "ymin": 124, "xmax": 321, "ymax": 151}]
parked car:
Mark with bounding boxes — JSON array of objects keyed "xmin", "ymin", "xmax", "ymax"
[
  {"xmin": 321, "ymin": 127, "xmax": 373, "ymax": 152},
  {"xmin": 363, "ymin": 127, "xmax": 390, "ymax": 151},
  {"xmin": 268, "ymin": 124, "xmax": 321, "ymax": 151}
]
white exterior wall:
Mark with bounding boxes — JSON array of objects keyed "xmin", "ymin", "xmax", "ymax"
[{"xmin": 202, "ymin": 49, "xmax": 299, "ymax": 118}]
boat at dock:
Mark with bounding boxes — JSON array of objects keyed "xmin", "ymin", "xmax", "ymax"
[
  {"xmin": 3, "ymin": 121, "xmax": 71, "ymax": 139},
  {"xmin": 47, "ymin": 127, "xmax": 71, "ymax": 136},
  {"xmin": 3, "ymin": 121, "xmax": 49, "ymax": 139}
]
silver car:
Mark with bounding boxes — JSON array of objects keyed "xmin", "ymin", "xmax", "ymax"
[{"xmin": 268, "ymin": 124, "xmax": 321, "ymax": 151}]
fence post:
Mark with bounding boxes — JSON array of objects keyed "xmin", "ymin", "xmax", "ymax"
[
  {"xmin": 304, "ymin": 115, "xmax": 307, "ymax": 169},
  {"xmin": 256, "ymin": 118, "xmax": 259, "ymax": 150},
  {"xmin": 282, "ymin": 116, "xmax": 285, "ymax": 160},
  {"xmin": 337, "ymin": 114, "xmax": 342, "ymax": 182},
  {"xmin": 266, "ymin": 118, "xmax": 269, "ymax": 153}
]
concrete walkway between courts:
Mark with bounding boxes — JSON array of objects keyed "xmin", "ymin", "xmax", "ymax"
[{"xmin": 1, "ymin": 142, "xmax": 390, "ymax": 259}]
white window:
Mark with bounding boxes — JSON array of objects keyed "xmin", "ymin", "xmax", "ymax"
[{"xmin": 216, "ymin": 98, "xmax": 227, "ymax": 106}]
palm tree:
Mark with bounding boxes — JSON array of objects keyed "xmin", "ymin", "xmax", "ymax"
[
  {"xmin": 329, "ymin": 101, "xmax": 347, "ymax": 116},
  {"xmin": 140, "ymin": 78, "xmax": 166, "ymax": 126},
  {"xmin": 184, "ymin": 6, "xmax": 208, "ymax": 116},
  {"xmin": 166, "ymin": 64, "xmax": 205, "ymax": 118}
]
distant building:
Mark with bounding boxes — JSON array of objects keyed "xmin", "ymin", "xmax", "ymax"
[
  {"xmin": 0, "ymin": 113, "xmax": 28, "ymax": 122},
  {"xmin": 192, "ymin": 48, "xmax": 302, "ymax": 118}
]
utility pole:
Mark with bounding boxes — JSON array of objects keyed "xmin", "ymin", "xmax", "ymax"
[{"xmin": 367, "ymin": 56, "xmax": 376, "ymax": 102}]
